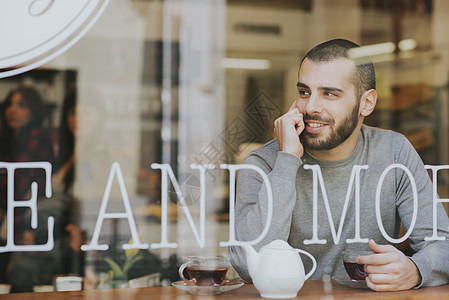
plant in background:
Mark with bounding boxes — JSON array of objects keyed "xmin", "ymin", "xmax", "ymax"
[{"xmin": 97, "ymin": 239, "xmax": 143, "ymax": 289}]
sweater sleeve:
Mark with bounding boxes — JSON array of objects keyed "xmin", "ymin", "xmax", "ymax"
[
  {"xmin": 394, "ymin": 135, "xmax": 449, "ymax": 287},
  {"xmin": 228, "ymin": 150, "xmax": 302, "ymax": 281}
]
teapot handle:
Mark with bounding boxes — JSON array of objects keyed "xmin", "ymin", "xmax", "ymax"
[{"xmin": 295, "ymin": 249, "xmax": 317, "ymax": 280}]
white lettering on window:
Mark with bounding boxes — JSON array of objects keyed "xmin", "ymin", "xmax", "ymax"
[
  {"xmin": 375, "ymin": 164, "xmax": 418, "ymax": 243},
  {"xmin": 150, "ymin": 164, "xmax": 215, "ymax": 249},
  {"xmin": 424, "ymin": 165, "xmax": 449, "ymax": 241},
  {"xmin": 0, "ymin": 162, "xmax": 53, "ymax": 252},
  {"xmin": 303, "ymin": 164, "xmax": 369, "ymax": 245},
  {"xmin": 219, "ymin": 164, "xmax": 273, "ymax": 247},
  {"xmin": 81, "ymin": 163, "xmax": 148, "ymax": 251}
]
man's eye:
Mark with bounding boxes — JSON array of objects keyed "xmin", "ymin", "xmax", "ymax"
[
  {"xmin": 299, "ymin": 90, "xmax": 310, "ymax": 96},
  {"xmin": 325, "ymin": 92, "xmax": 337, "ymax": 97}
]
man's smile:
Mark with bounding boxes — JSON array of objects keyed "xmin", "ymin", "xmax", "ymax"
[
  {"xmin": 305, "ymin": 121, "xmax": 327, "ymax": 133},
  {"xmin": 304, "ymin": 115, "xmax": 333, "ymax": 134}
]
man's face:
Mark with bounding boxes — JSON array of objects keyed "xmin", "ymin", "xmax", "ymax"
[{"xmin": 296, "ymin": 58, "xmax": 361, "ymax": 151}]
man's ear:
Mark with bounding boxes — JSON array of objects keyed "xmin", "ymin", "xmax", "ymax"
[{"xmin": 360, "ymin": 89, "xmax": 377, "ymax": 117}]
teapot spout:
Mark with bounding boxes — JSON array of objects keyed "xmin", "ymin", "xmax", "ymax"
[{"xmin": 242, "ymin": 244, "xmax": 259, "ymax": 278}]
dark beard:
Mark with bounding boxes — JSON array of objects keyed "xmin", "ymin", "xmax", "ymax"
[{"xmin": 300, "ymin": 104, "xmax": 359, "ymax": 151}]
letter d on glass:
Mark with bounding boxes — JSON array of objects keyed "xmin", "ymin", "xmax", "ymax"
[{"xmin": 219, "ymin": 164, "xmax": 273, "ymax": 247}]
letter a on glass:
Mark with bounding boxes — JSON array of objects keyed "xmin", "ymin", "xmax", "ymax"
[{"xmin": 81, "ymin": 162, "xmax": 148, "ymax": 251}]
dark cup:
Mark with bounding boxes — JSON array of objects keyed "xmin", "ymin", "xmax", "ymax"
[
  {"xmin": 343, "ymin": 250, "xmax": 373, "ymax": 281},
  {"xmin": 178, "ymin": 256, "xmax": 230, "ymax": 286}
]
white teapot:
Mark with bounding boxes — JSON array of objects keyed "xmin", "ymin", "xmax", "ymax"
[{"xmin": 242, "ymin": 239, "xmax": 316, "ymax": 298}]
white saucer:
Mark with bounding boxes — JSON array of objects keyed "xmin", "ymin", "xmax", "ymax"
[
  {"xmin": 332, "ymin": 275, "xmax": 368, "ymax": 289},
  {"xmin": 172, "ymin": 279, "xmax": 244, "ymax": 295}
]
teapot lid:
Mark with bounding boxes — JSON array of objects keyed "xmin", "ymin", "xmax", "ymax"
[{"xmin": 264, "ymin": 239, "xmax": 293, "ymax": 250}]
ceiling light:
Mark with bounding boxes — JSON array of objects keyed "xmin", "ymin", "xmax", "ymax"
[
  {"xmin": 348, "ymin": 42, "xmax": 396, "ymax": 59},
  {"xmin": 222, "ymin": 58, "xmax": 271, "ymax": 70}
]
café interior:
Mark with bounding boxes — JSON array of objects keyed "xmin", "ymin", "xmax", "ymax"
[{"xmin": 1, "ymin": 0, "xmax": 449, "ymax": 294}]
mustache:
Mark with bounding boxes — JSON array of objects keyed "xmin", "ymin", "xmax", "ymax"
[{"xmin": 303, "ymin": 114, "xmax": 334, "ymax": 125}]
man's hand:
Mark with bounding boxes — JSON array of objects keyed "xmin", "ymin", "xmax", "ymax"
[
  {"xmin": 274, "ymin": 102, "xmax": 305, "ymax": 158},
  {"xmin": 357, "ymin": 239, "xmax": 421, "ymax": 291}
]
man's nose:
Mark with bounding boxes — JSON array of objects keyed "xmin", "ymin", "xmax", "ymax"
[{"xmin": 305, "ymin": 94, "xmax": 323, "ymax": 114}]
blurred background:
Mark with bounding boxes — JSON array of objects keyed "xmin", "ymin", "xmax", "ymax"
[{"xmin": 0, "ymin": 0, "xmax": 448, "ymax": 293}]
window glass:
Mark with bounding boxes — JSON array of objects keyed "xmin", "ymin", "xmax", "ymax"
[{"xmin": 0, "ymin": 0, "xmax": 448, "ymax": 294}]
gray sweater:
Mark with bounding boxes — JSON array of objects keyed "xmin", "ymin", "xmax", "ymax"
[{"xmin": 229, "ymin": 125, "xmax": 449, "ymax": 287}]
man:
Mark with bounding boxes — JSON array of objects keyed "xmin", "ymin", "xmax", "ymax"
[{"xmin": 229, "ymin": 39, "xmax": 449, "ymax": 291}]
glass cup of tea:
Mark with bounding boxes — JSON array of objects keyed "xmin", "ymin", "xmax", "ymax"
[
  {"xmin": 178, "ymin": 256, "xmax": 230, "ymax": 286},
  {"xmin": 342, "ymin": 249, "xmax": 373, "ymax": 281}
]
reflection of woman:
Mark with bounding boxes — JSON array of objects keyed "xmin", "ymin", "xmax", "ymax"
[
  {"xmin": 4, "ymin": 87, "xmax": 85, "ymax": 293},
  {"xmin": 0, "ymin": 85, "xmax": 54, "ymax": 214},
  {"xmin": 0, "ymin": 85, "xmax": 54, "ymax": 287},
  {"xmin": 52, "ymin": 87, "xmax": 85, "ymax": 271},
  {"xmin": 54, "ymin": 87, "xmax": 76, "ymax": 195}
]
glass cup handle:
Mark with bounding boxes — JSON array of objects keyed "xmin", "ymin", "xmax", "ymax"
[
  {"xmin": 296, "ymin": 249, "xmax": 317, "ymax": 280},
  {"xmin": 178, "ymin": 263, "xmax": 189, "ymax": 282}
]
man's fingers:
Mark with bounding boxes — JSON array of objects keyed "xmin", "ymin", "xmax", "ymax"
[
  {"xmin": 284, "ymin": 107, "xmax": 300, "ymax": 116},
  {"xmin": 357, "ymin": 252, "xmax": 393, "ymax": 265},
  {"xmin": 357, "ymin": 240, "xmax": 398, "ymax": 265},
  {"xmin": 366, "ymin": 273, "xmax": 412, "ymax": 292},
  {"xmin": 357, "ymin": 240, "xmax": 420, "ymax": 291},
  {"xmin": 275, "ymin": 109, "xmax": 299, "ymax": 127},
  {"xmin": 288, "ymin": 100, "xmax": 298, "ymax": 111},
  {"xmin": 364, "ymin": 263, "xmax": 395, "ymax": 274},
  {"xmin": 368, "ymin": 239, "xmax": 397, "ymax": 254},
  {"xmin": 365, "ymin": 276, "xmax": 393, "ymax": 292},
  {"xmin": 295, "ymin": 115, "xmax": 305, "ymax": 135},
  {"xmin": 274, "ymin": 104, "xmax": 304, "ymax": 158},
  {"xmin": 275, "ymin": 110, "xmax": 302, "ymax": 128},
  {"xmin": 367, "ymin": 273, "xmax": 394, "ymax": 284},
  {"xmin": 296, "ymin": 123, "xmax": 304, "ymax": 135}
]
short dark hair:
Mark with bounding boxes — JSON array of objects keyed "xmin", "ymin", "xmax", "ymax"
[{"xmin": 301, "ymin": 39, "xmax": 376, "ymax": 100}]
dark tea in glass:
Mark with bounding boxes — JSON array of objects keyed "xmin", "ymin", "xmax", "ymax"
[
  {"xmin": 342, "ymin": 250, "xmax": 372, "ymax": 281},
  {"xmin": 343, "ymin": 261, "xmax": 367, "ymax": 280},
  {"xmin": 186, "ymin": 265, "xmax": 228, "ymax": 286},
  {"xmin": 178, "ymin": 256, "xmax": 230, "ymax": 286}
]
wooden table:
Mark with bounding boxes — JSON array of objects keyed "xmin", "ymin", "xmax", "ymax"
[{"xmin": 1, "ymin": 280, "xmax": 449, "ymax": 299}]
